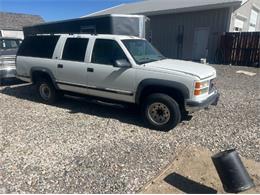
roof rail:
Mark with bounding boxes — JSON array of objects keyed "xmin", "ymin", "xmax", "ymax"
[{"xmin": 32, "ymin": 33, "xmax": 99, "ymax": 36}]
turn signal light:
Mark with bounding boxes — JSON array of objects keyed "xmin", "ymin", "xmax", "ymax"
[
  {"xmin": 194, "ymin": 81, "xmax": 209, "ymax": 96},
  {"xmin": 194, "ymin": 89, "xmax": 201, "ymax": 96},
  {"xmin": 195, "ymin": 82, "xmax": 202, "ymax": 89},
  {"xmin": 195, "ymin": 81, "xmax": 209, "ymax": 89}
]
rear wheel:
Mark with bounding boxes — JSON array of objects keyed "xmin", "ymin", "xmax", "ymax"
[
  {"xmin": 142, "ymin": 93, "xmax": 181, "ymax": 131},
  {"xmin": 37, "ymin": 79, "xmax": 59, "ymax": 104}
]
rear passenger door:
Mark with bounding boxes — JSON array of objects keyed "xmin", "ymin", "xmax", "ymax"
[
  {"xmin": 55, "ymin": 37, "xmax": 89, "ymax": 93},
  {"xmin": 86, "ymin": 39, "xmax": 135, "ymax": 103}
]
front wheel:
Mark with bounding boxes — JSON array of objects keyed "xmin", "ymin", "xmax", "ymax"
[{"xmin": 142, "ymin": 93, "xmax": 181, "ymax": 131}]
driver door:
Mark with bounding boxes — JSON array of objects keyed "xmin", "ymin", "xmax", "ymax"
[{"xmin": 86, "ymin": 39, "xmax": 135, "ymax": 103}]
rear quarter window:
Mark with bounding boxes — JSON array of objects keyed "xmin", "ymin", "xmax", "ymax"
[{"xmin": 17, "ymin": 36, "xmax": 60, "ymax": 58}]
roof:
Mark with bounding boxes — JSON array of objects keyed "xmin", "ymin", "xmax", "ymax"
[
  {"xmin": 83, "ymin": 0, "xmax": 242, "ymax": 17},
  {"xmin": 0, "ymin": 12, "xmax": 44, "ymax": 31}
]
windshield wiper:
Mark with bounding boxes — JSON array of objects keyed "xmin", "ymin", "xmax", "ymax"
[
  {"xmin": 139, "ymin": 58, "xmax": 157, "ymax": 64},
  {"xmin": 138, "ymin": 56, "xmax": 166, "ymax": 64},
  {"xmin": 158, "ymin": 56, "xmax": 166, "ymax": 60}
]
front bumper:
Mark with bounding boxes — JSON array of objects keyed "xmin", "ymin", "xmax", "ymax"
[
  {"xmin": 0, "ymin": 67, "xmax": 16, "ymax": 79},
  {"xmin": 185, "ymin": 90, "xmax": 220, "ymax": 112}
]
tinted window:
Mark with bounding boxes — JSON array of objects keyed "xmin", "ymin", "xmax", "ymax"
[
  {"xmin": 62, "ymin": 38, "xmax": 88, "ymax": 62},
  {"xmin": 4, "ymin": 39, "xmax": 20, "ymax": 49},
  {"xmin": 0, "ymin": 39, "xmax": 21, "ymax": 49},
  {"xmin": 92, "ymin": 39, "xmax": 128, "ymax": 65},
  {"xmin": 17, "ymin": 36, "xmax": 59, "ymax": 58}
]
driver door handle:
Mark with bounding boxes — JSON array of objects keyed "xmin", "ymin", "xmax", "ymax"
[
  {"xmin": 57, "ymin": 64, "xmax": 63, "ymax": 68},
  {"xmin": 87, "ymin": 68, "xmax": 94, "ymax": 72}
]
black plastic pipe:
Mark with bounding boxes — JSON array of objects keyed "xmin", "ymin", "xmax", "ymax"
[{"xmin": 212, "ymin": 149, "xmax": 255, "ymax": 193}]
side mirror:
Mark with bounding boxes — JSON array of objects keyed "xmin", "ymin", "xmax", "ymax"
[{"xmin": 114, "ymin": 59, "xmax": 131, "ymax": 68}]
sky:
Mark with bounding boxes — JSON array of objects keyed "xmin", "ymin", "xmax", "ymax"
[{"xmin": 0, "ymin": 0, "xmax": 140, "ymax": 22}]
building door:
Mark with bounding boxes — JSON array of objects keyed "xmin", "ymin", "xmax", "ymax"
[{"xmin": 192, "ymin": 27, "xmax": 209, "ymax": 60}]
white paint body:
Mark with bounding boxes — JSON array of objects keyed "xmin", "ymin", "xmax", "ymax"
[{"xmin": 16, "ymin": 34, "xmax": 217, "ymax": 104}]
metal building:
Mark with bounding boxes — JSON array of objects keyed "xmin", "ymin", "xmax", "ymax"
[{"xmin": 83, "ymin": 0, "xmax": 260, "ymax": 63}]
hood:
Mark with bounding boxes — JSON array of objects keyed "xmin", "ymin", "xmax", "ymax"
[{"xmin": 145, "ymin": 59, "xmax": 216, "ymax": 79}]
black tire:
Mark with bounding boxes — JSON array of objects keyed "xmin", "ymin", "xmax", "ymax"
[
  {"xmin": 36, "ymin": 79, "xmax": 59, "ymax": 104},
  {"xmin": 142, "ymin": 93, "xmax": 181, "ymax": 131}
]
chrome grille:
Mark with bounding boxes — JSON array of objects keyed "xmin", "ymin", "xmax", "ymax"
[{"xmin": 0, "ymin": 56, "xmax": 16, "ymax": 67}]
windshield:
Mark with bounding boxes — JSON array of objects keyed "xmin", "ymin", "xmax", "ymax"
[{"xmin": 122, "ymin": 39, "xmax": 165, "ymax": 64}]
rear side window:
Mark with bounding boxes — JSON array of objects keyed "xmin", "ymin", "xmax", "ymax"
[
  {"xmin": 91, "ymin": 39, "xmax": 128, "ymax": 65},
  {"xmin": 17, "ymin": 36, "xmax": 59, "ymax": 58},
  {"xmin": 62, "ymin": 38, "xmax": 89, "ymax": 62}
]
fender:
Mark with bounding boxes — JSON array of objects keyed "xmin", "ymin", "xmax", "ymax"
[
  {"xmin": 135, "ymin": 79, "xmax": 190, "ymax": 104},
  {"xmin": 30, "ymin": 67, "xmax": 59, "ymax": 89}
]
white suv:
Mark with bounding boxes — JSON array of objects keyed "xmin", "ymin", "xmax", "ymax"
[{"xmin": 16, "ymin": 34, "xmax": 219, "ymax": 131}]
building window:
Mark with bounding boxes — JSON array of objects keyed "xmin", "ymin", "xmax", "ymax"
[
  {"xmin": 234, "ymin": 18, "xmax": 244, "ymax": 32},
  {"xmin": 249, "ymin": 9, "xmax": 259, "ymax": 32}
]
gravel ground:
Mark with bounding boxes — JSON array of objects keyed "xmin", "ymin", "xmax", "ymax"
[{"xmin": 0, "ymin": 65, "xmax": 259, "ymax": 193}]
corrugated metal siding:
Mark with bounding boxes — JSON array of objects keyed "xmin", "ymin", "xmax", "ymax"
[
  {"xmin": 86, "ymin": 0, "xmax": 241, "ymax": 17},
  {"xmin": 150, "ymin": 8, "xmax": 230, "ymax": 62}
]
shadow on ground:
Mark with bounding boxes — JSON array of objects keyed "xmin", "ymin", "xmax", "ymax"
[
  {"xmin": 0, "ymin": 78, "xmax": 25, "ymax": 86},
  {"xmin": 0, "ymin": 83, "xmax": 146, "ymax": 128},
  {"xmin": 0, "ymin": 83, "xmax": 192, "ymax": 131},
  {"xmin": 164, "ymin": 172, "xmax": 217, "ymax": 194}
]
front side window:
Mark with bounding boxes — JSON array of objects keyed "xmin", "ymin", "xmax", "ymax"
[
  {"xmin": 91, "ymin": 39, "xmax": 128, "ymax": 65},
  {"xmin": 62, "ymin": 38, "xmax": 89, "ymax": 62},
  {"xmin": 122, "ymin": 39, "xmax": 165, "ymax": 64},
  {"xmin": 17, "ymin": 36, "xmax": 59, "ymax": 58}
]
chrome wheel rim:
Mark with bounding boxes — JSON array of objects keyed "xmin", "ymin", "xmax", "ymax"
[
  {"xmin": 148, "ymin": 102, "xmax": 171, "ymax": 125},
  {"xmin": 39, "ymin": 84, "xmax": 51, "ymax": 101}
]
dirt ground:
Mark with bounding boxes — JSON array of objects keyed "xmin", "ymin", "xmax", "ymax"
[
  {"xmin": 140, "ymin": 146, "xmax": 260, "ymax": 194},
  {"xmin": 1, "ymin": 65, "xmax": 259, "ymax": 193}
]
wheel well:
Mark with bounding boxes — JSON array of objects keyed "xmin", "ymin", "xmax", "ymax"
[
  {"xmin": 31, "ymin": 71, "xmax": 53, "ymax": 84},
  {"xmin": 139, "ymin": 85, "xmax": 185, "ymax": 108}
]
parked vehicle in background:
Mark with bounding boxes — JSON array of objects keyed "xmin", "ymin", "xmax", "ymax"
[
  {"xmin": 0, "ymin": 37, "xmax": 22, "ymax": 80},
  {"xmin": 16, "ymin": 34, "xmax": 219, "ymax": 131}
]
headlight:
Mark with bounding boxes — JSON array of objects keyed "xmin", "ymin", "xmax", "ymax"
[{"xmin": 194, "ymin": 81, "xmax": 209, "ymax": 96}]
